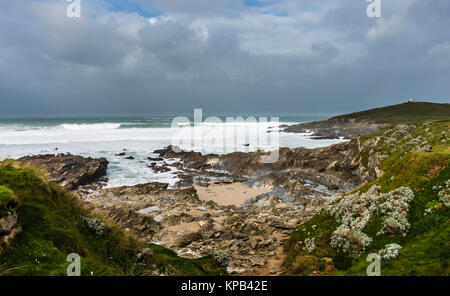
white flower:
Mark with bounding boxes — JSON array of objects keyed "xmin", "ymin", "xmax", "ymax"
[
  {"xmin": 378, "ymin": 243, "xmax": 402, "ymax": 260},
  {"xmin": 303, "ymin": 238, "xmax": 316, "ymax": 254},
  {"xmin": 327, "ymin": 186, "xmax": 414, "ymax": 257},
  {"xmin": 438, "ymin": 180, "xmax": 450, "ymax": 208}
]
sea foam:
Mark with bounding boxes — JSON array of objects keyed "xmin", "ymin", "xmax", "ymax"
[{"xmin": 0, "ymin": 118, "xmax": 346, "ymax": 188}]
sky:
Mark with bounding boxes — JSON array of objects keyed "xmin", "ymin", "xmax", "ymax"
[{"xmin": 0, "ymin": 0, "xmax": 449, "ymax": 116}]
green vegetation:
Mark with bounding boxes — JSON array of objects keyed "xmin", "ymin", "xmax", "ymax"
[
  {"xmin": 0, "ymin": 161, "xmax": 224, "ymax": 276},
  {"xmin": 358, "ymin": 120, "xmax": 449, "ymax": 192},
  {"xmin": 283, "ymin": 121, "xmax": 450, "ymax": 276},
  {"xmin": 341, "ymin": 168, "xmax": 450, "ymax": 276},
  {"xmin": 149, "ymin": 243, "xmax": 224, "ymax": 276},
  {"xmin": 0, "ymin": 185, "xmax": 16, "ymax": 217},
  {"xmin": 331, "ymin": 102, "xmax": 450, "ymax": 124}
]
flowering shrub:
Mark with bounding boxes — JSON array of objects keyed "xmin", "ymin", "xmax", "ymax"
[
  {"xmin": 330, "ymin": 227, "xmax": 372, "ymax": 257},
  {"xmin": 327, "ymin": 186, "xmax": 414, "ymax": 257},
  {"xmin": 425, "ymin": 180, "xmax": 450, "ymax": 215},
  {"xmin": 437, "ymin": 180, "xmax": 450, "ymax": 208},
  {"xmin": 424, "ymin": 207, "xmax": 434, "ymax": 216},
  {"xmin": 424, "ymin": 200, "xmax": 443, "ymax": 216},
  {"xmin": 303, "ymin": 237, "xmax": 316, "ymax": 254},
  {"xmin": 378, "ymin": 243, "xmax": 402, "ymax": 261},
  {"xmin": 378, "ymin": 212, "xmax": 410, "ymax": 236},
  {"xmin": 377, "ymin": 187, "xmax": 414, "ymax": 236},
  {"xmin": 81, "ymin": 215, "xmax": 107, "ymax": 237}
]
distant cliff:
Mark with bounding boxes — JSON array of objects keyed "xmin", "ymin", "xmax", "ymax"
[{"xmin": 284, "ymin": 102, "xmax": 450, "ymax": 139}]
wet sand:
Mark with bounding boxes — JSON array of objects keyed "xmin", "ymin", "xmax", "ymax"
[{"xmin": 194, "ymin": 182, "xmax": 271, "ymax": 207}]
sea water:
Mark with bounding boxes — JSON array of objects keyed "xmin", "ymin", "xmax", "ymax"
[{"xmin": 0, "ymin": 116, "xmax": 345, "ymax": 188}]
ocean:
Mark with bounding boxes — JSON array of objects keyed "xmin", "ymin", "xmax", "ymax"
[{"xmin": 0, "ymin": 115, "xmax": 345, "ymax": 188}]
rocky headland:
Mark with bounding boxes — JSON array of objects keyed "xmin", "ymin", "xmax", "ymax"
[
  {"xmin": 283, "ymin": 118, "xmax": 385, "ymax": 139},
  {"xmin": 283, "ymin": 102, "xmax": 450, "ymax": 139}
]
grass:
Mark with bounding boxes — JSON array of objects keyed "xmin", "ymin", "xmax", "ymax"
[
  {"xmin": 283, "ymin": 121, "xmax": 450, "ymax": 276},
  {"xmin": 358, "ymin": 153, "xmax": 449, "ymax": 194},
  {"xmin": 283, "ymin": 212, "xmax": 340, "ymax": 274},
  {"xmin": 357, "ymin": 120, "xmax": 449, "ymax": 193},
  {"xmin": 149, "ymin": 244, "xmax": 224, "ymax": 276},
  {"xmin": 0, "ymin": 160, "xmax": 225, "ymax": 276},
  {"xmin": 0, "ymin": 185, "xmax": 16, "ymax": 217}
]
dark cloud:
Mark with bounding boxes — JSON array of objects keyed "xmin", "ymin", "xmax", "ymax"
[{"xmin": 0, "ymin": 0, "xmax": 448, "ymax": 117}]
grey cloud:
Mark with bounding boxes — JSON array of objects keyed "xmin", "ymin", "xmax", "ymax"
[{"xmin": 0, "ymin": 0, "xmax": 449, "ymax": 117}]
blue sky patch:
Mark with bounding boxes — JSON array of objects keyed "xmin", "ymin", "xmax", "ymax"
[{"xmin": 104, "ymin": 0, "xmax": 161, "ymax": 18}]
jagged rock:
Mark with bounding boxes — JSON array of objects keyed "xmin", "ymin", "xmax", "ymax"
[
  {"xmin": 0, "ymin": 211, "xmax": 18, "ymax": 234},
  {"xmin": 202, "ymin": 231, "xmax": 215, "ymax": 240},
  {"xmin": 163, "ymin": 213, "xmax": 196, "ymax": 226},
  {"xmin": 148, "ymin": 157, "xmax": 164, "ymax": 161},
  {"xmin": 175, "ymin": 174, "xmax": 194, "ymax": 188},
  {"xmin": 100, "ymin": 182, "xmax": 169, "ymax": 196},
  {"xmin": 33, "ymin": 140, "xmax": 369, "ymax": 274},
  {"xmin": 269, "ymin": 221, "xmax": 293, "ymax": 230},
  {"xmin": 149, "ymin": 162, "xmax": 171, "ymax": 173},
  {"xmin": 78, "ymin": 177, "xmax": 327, "ymax": 274},
  {"xmin": 248, "ymin": 237, "xmax": 261, "ymax": 249},
  {"xmin": 0, "ymin": 211, "xmax": 21, "ymax": 255},
  {"xmin": 173, "ymin": 231, "xmax": 202, "ymax": 247},
  {"xmin": 0, "ymin": 225, "xmax": 22, "ymax": 254},
  {"xmin": 154, "ymin": 137, "xmax": 377, "ymax": 196},
  {"xmin": 19, "ymin": 154, "xmax": 108, "ymax": 190},
  {"xmin": 251, "ymin": 258, "xmax": 267, "ymax": 267}
]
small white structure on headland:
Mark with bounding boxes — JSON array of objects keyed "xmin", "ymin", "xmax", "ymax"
[{"xmin": 408, "ymin": 98, "xmax": 415, "ymax": 103}]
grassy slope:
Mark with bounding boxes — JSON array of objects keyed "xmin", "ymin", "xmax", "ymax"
[
  {"xmin": 283, "ymin": 121, "xmax": 450, "ymax": 276},
  {"xmin": 0, "ymin": 161, "xmax": 224, "ymax": 276},
  {"xmin": 331, "ymin": 102, "xmax": 450, "ymax": 124}
]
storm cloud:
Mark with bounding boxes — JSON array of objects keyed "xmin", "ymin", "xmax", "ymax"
[{"xmin": 0, "ymin": 0, "xmax": 449, "ymax": 116}]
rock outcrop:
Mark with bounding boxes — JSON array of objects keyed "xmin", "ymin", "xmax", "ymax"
[
  {"xmin": 0, "ymin": 211, "xmax": 22, "ymax": 255},
  {"xmin": 19, "ymin": 154, "xmax": 108, "ymax": 190},
  {"xmin": 154, "ymin": 138, "xmax": 381, "ymax": 198}
]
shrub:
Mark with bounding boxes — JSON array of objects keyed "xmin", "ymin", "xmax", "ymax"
[
  {"xmin": 378, "ymin": 243, "xmax": 402, "ymax": 261},
  {"xmin": 80, "ymin": 215, "xmax": 107, "ymax": 237},
  {"xmin": 327, "ymin": 185, "xmax": 414, "ymax": 257},
  {"xmin": 437, "ymin": 180, "xmax": 450, "ymax": 208}
]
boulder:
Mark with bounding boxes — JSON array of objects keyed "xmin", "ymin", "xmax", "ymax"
[
  {"xmin": 19, "ymin": 154, "xmax": 108, "ymax": 190},
  {"xmin": 0, "ymin": 211, "xmax": 21, "ymax": 255},
  {"xmin": 0, "ymin": 211, "xmax": 18, "ymax": 234},
  {"xmin": 173, "ymin": 231, "xmax": 202, "ymax": 248}
]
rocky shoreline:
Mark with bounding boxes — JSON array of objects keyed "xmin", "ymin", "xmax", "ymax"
[
  {"xmin": 19, "ymin": 154, "xmax": 108, "ymax": 190},
  {"xmin": 11, "ymin": 135, "xmax": 382, "ymax": 275},
  {"xmin": 283, "ymin": 117, "xmax": 386, "ymax": 140},
  {"xmin": 2, "ymin": 103, "xmax": 448, "ymax": 276}
]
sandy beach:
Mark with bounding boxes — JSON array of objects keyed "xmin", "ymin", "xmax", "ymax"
[{"xmin": 194, "ymin": 183, "xmax": 271, "ymax": 207}]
